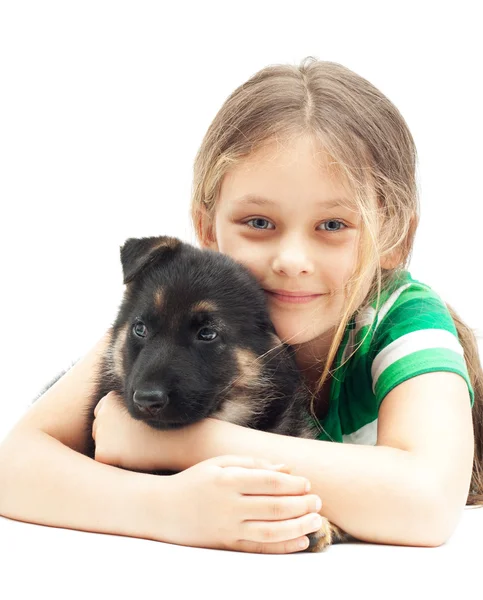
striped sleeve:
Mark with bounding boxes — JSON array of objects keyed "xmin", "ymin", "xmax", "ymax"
[{"xmin": 370, "ymin": 284, "xmax": 474, "ymax": 407}]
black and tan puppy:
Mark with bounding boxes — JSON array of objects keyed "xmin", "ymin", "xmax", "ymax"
[{"xmin": 38, "ymin": 235, "xmax": 348, "ymax": 550}]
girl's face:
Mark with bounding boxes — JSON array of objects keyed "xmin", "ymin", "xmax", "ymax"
[{"xmin": 202, "ymin": 135, "xmax": 369, "ymax": 360}]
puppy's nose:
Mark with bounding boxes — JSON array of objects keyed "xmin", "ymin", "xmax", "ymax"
[{"xmin": 133, "ymin": 389, "xmax": 169, "ymax": 417}]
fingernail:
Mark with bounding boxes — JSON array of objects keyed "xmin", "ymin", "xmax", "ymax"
[
  {"xmin": 298, "ymin": 537, "xmax": 309, "ymax": 549},
  {"xmin": 315, "ymin": 497, "xmax": 322, "ymax": 511},
  {"xmin": 312, "ymin": 514, "xmax": 323, "ymax": 527},
  {"xmin": 305, "ymin": 480, "xmax": 311, "ymax": 492}
]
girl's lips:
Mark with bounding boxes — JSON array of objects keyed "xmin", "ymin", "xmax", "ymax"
[{"xmin": 264, "ymin": 290, "xmax": 324, "ymax": 304}]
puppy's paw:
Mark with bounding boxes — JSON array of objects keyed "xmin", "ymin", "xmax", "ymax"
[{"xmin": 306, "ymin": 519, "xmax": 347, "ymax": 552}]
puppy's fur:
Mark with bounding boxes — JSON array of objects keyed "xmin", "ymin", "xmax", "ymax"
[{"xmin": 38, "ymin": 235, "xmax": 349, "ymax": 550}]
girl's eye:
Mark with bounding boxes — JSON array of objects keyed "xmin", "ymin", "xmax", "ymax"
[
  {"xmin": 319, "ymin": 219, "xmax": 346, "ymax": 232},
  {"xmin": 133, "ymin": 321, "xmax": 147, "ymax": 337},
  {"xmin": 244, "ymin": 218, "xmax": 347, "ymax": 232},
  {"xmin": 245, "ymin": 218, "xmax": 274, "ymax": 230},
  {"xmin": 197, "ymin": 327, "xmax": 218, "ymax": 341}
]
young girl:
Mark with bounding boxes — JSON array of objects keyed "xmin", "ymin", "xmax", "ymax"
[{"xmin": 1, "ymin": 57, "xmax": 482, "ymax": 554}]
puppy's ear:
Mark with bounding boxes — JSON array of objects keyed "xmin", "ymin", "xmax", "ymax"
[{"xmin": 120, "ymin": 236, "xmax": 182, "ymax": 284}]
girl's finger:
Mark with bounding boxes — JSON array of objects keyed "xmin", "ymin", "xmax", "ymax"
[
  {"xmin": 240, "ymin": 512, "xmax": 323, "ymax": 545},
  {"xmin": 239, "ymin": 493, "xmax": 322, "ymax": 521},
  {"xmin": 222, "ymin": 466, "xmax": 309, "ymax": 496},
  {"xmin": 209, "ymin": 455, "xmax": 291, "ymax": 472},
  {"xmin": 232, "ymin": 536, "xmax": 311, "ymax": 554},
  {"xmin": 92, "ymin": 417, "xmax": 97, "ymax": 440}
]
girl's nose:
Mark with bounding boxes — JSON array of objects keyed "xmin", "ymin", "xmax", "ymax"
[{"xmin": 271, "ymin": 240, "xmax": 315, "ymax": 277}]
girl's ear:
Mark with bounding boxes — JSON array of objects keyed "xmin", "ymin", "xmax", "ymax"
[
  {"xmin": 380, "ymin": 215, "xmax": 418, "ymax": 269},
  {"xmin": 196, "ymin": 205, "xmax": 218, "ymax": 250},
  {"xmin": 380, "ymin": 249, "xmax": 402, "ymax": 270},
  {"xmin": 200, "ymin": 238, "xmax": 218, "ymax": 250}
]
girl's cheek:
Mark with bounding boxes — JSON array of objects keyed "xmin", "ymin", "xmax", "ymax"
[{"xmin": 217, "ymin": 231, "xmax": 259, "ymax": 262}]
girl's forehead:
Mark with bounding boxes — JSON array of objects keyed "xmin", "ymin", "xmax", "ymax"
[
  {"xmin": 218, "ymin": 138, "xmax": 359, "ymax": 213},
  {"xmin": 240, "ymin": 135, "xmax": 338, "ymax": 170}
]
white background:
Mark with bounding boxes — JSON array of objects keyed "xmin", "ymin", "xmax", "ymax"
[{"xmin": 1, "ymin": 0, "xmax": 482, "ymax": 437}]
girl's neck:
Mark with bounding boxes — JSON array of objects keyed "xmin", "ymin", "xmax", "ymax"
[
  {"xmin": 299, "ymin": 362, "xmax": 332, "ymax": 420},
  {"xmin": 293, "ymin": 327, "xmax": 336, "ymax": 418},
  {"xmin": 293, "ymin": 326, "xmax": 335, "ymax": 376}
]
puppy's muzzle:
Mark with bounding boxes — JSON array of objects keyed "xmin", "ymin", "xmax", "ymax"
[{"xmin": 133, "ymin": 388, "xmax": 169, "ymax": 417}]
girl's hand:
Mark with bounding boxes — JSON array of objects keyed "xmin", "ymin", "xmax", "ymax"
[
  {"xmin": 93, "ymin": 391, "xmax": 169, "ymax": 471},
  {"xmin": 160, "ymin": 454, "xmax": 323, "ymax": 554}
]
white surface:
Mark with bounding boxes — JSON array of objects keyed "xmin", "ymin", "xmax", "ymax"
[{"xmin": 1, "ymin": 506, "xmax": 482, "ymax": 599}]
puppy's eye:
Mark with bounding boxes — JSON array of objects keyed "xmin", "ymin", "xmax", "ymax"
[
  {"xmin": 133, "ymin": 321, "xmax": 147, "ymax": 337},
  {"xmin": 197, "ymin": 327, "xmax": 218, "ymax": 341}
]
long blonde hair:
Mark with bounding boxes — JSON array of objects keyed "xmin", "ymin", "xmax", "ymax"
[{"xmin": 189, "ymin": 57, "xmax": 483, "ymax": 505}]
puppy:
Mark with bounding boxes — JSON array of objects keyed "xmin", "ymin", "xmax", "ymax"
[{"xmin": 38, "ymin": 235, "xmax": 349, "ymax": 550}]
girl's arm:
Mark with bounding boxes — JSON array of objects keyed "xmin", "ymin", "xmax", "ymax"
[
  {"xmin": 0, "ymin": 333, "xmax": 322, "ymax": 554},
  {"xmin": 0, "ymin": 332, "xmax": 163, "ymax": 540},
  {"xmin": 0, "ymin": 426, "xmax": 321, "ymax": 553},
  {"xmin": 0, "ymin": 332, "xmax": 169, "ymax": 540},
  {"xmin": 184, "ymin": 371, "xmax": 473, "ymax": 548},
  {"xmin": 0, "ymin": 426, "xmax": 171, "ymax": 540},
  {"xmin": 105, "ymin": 370, "xmax": 472, "ymax": 547}
]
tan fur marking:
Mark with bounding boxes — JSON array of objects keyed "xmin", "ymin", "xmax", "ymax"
[
  {"xmin": 306, "ymin": 521, "xmax": 350, "ymax": 552},
  {"xmin": 211, "ymin": 396, "xmax": 256, "ymax": 426},
  {"xmin": 111, "ymin": 324, "xmax": 128, "ymax": 380},
  {"xmin": 152, "ymin": 237, "xmax": 181, "ymax": 252},
  {"xmin": 154, "ymin": 289, "xmax": 164, "ymax": 311},
  {"xmin": 191, "ymin": 300, "xmax": 217, "ymax": 313},
  {"xmin": 210, "ymin": 349, "xmax": 261, "ymax": 426},
  {"xmin": 233, "ymin": 348, "xmax": 261, "ymax": 387}
]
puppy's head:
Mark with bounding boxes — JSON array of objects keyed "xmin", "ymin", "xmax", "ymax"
[{"xmin": 111, "ymin": 235, "xmax": 280, "ymax": 429}]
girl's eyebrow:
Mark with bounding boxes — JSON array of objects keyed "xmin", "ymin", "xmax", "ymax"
[{"xmin": 234, "ymin": 194, "xmax": 349, "ymax": 209}]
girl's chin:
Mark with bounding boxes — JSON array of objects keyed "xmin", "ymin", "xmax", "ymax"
[
  {"xmin": 271, "ymin": 318, "xmax": 335, "ymax": 347},
  {"xmin": 271, "ymin": 325, "xmax": 322, "ymax": 346}
]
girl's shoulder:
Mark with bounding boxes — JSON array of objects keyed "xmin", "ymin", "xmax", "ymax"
[
  {"xmin": 344, "ymin": 269, "xmax": 453, "ymax": 357},
  {"xmin": 317, "ymin": 271, "xmax": 473, "ymax": 444},
  {"xmin": 369, "ymin": 270, "xmax": 474, "ymax": 406},
  {"xmin": 369, "ymin": 270, "xmax": 459, "ymax": 343},
  {"xmin": 338, "ymin": 270, "xmax": 474, "ymax": 407}
]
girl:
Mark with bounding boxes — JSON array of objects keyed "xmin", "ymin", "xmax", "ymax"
[{"xmin": 1, "ymin": 57, "xmax": 482, "ymax": 554}]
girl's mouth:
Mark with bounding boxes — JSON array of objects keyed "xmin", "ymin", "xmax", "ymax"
[{"xmin": 264, "ymin": 290, "xmax": 324, "ymax": 304}]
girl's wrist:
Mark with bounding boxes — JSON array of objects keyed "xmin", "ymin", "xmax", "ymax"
[
  {"xmin": 125, "ymin": 417, "xmax": 218, "ymax": 473},
  {"xmin": 175, "ymin": 417, "xmax": 220, "ymax": 470},
  {"xmin": 135, "ymin": 470, "xmax": 181, "ymax": 543},
  {"xmin": 134, "ymin": 419, "xmax": 200, "ymax": 473},
  {"xmin": 135, "ymin": 425, "xmax": 168, "ymax": 471}
]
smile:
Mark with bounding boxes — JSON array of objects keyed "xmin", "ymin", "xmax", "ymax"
[{"xmin": 264, "ymin": 290, "xmax": 324, "ymax": 304}]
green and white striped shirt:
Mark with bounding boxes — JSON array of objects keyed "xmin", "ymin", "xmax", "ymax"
[{"xmin": 313, "ymin": 270, "xmax": 474, "ymax": 444}]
